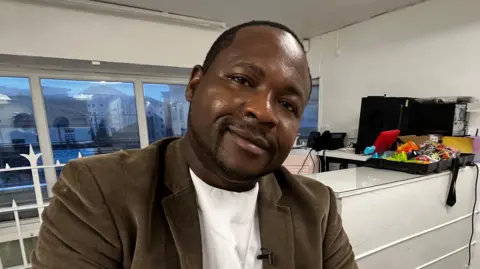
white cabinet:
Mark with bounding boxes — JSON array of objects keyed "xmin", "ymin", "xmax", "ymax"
[{"xmin": 306, "ymin": 167, "xmax": 479, "ymax": 269}]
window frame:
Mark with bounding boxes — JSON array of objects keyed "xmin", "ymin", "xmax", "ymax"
[{"xmin": 0, "ymin": 68, "xmax": 189, "ymax": 196}]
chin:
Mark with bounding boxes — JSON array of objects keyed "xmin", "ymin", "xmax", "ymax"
[{"xmin": 217, "ymin": 157, "xmax": 271, "ymax": 179}]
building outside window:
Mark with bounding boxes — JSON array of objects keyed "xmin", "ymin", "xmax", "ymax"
[
  {"xmin": 41, "ymin": 79, "xmax": 140, "ymax": 164},
  {"xmin": 143, "ymin": 83, "xmax": 189, "ymax": 144},
  {"xmin": 0, "ymin": 77, "xmax": 47, "ymax": 205}
]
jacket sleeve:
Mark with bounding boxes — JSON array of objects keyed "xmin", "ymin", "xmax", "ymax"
[
  {"xmin": 323, "ymin": 187, "xmax": 358, "ymax": 269},
  {"xmin": 31, "ymin": 160, "xmax": 122, "ymax": 269}
]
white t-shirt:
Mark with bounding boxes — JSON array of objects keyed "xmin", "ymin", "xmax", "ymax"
[{"xmin": 190, "ymin": 169, "xmax": 263, "ymax": 269}]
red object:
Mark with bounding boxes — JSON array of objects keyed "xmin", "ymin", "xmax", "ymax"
[{"xmin": 373, "ymin": 129, "xmax": 401, "ymax": 154}]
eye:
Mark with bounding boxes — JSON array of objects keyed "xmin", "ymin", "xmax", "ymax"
[
  {"xmin": 279, "ymin": 100, "xmax": 296, "ymax": 113},
  {"xmin": 230, "ymin": 75, "xmax": 252, "ymax": 87}
]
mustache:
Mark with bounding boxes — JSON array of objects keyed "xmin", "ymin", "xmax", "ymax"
[{"xmin": 216, "ymin": 117, "xmax": 268, "ymax": 137}]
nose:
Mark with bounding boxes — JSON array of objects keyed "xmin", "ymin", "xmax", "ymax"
[{"xmin": 242, "ymin": 91, "xmax": 279, "ymax": 127}]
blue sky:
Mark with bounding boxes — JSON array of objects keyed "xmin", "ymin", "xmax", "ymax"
[
  {"xmin": 0, "ymin": 77, "xmax": 177, "ymax": 101},
  {"xmin": 143, "ymin": 83, "xmax": 173, "ymax": 101},
  {"xmin": 0, "ymin": 77, "xmax": 30, "ymax": 89},
  {"xmin": 41, "ymin": 79, "xmax": 135, "ymax": 96}
]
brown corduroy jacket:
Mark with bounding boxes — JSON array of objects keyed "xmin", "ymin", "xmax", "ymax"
[{"xmin": 32, "ymin": 137, "xmax": 358, "ymax": 269}]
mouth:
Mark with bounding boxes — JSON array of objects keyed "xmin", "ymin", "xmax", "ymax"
[{"xmin": 226, "ymin": 125, "xmax": 270, "ymax": 155}]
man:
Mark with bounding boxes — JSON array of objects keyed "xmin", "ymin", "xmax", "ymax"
[{"xmin": 32, "ymin": 21, "xmax": 357, "ymax": 269}]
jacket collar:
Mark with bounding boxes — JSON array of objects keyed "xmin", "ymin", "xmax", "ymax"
[
  {"xmin": 163, "ymin": 137, "xmax": 193, "ymax": 194},
  {"xmin": 159, "ymin": 137, "xmax": 294, "ymax": 269},
  {"xmin": 161, "ymin": 137, "xmax": 283, "ymax": 201}
]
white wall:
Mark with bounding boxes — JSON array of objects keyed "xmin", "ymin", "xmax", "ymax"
[
  {"xmin": 0, "ymin": 1, "xmax": 221, "ymax": 68},
  {"xmin": 306, "ymin": 36, "xmax": 322, "ymax": 79},
  {"xmin": 308, "ymin": 0, "xmax": 480, "ymax": 266},
  {"xmin": 312, "ymin": 0, "xmax": 480, "ymax": 135}
]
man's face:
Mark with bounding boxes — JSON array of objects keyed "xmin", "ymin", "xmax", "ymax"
[{"xmin": 186, "ymin": 26, "xmax": 310, "ymax": 179}]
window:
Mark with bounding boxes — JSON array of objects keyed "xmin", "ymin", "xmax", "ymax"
[
  {"xmin": 0, "ymin": 77, "xmax": 47, "ymax": 203},
  {"xmin": 299, "ymin": 81, "xmax": 319, "ymax": 137},
  {"xmin": 41, "ymin": 79, "xmax": 140, "ymax": 163},
  {"xmin": 143, "ymin": 83, "xmax": 188, "ymax": 144},
  {"xmin": 0, "ymin": 72, "xmax": 190, "ymax": 267},
  {"xmin": 0, "ymin": 77, "xmax": 38, "ymax": 150}
]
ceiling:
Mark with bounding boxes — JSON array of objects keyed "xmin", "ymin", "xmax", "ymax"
[{"xmin": 96, "ymin": 0, "xmax": 428, "ymax": 38}]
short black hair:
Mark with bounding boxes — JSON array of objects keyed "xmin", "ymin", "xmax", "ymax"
[{"xmin": 202, "ymin": 20, "xmax": 312, "ymax": 90}]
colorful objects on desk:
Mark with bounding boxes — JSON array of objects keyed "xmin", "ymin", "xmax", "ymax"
[
  {"xmin": 385, "ymin": 151, "xmax": 408, "ymax": 162},
  {"xmin": 363, "ymin": 129, "xmax": 461, "ymax": 165},
  {"xmin": 385, "ymin": 140, "xmax": 460, "ymax": 164},
  {"xmin": 406, "ymin": 150, "xmax": 419, "ymax": 160},
  {"xmin": 372, "ymin": 129, "xmax": 401, "ymax": 154},
  {"xmin": 364, "ymin": 146, "xmax": 376, "ymax": 155},
  {"xmin": 397, "ymin": 141, "xmax": 419, "ymax": 153}
]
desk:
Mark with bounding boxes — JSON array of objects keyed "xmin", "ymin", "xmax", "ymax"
[
  {"xmin": 283, "ymin": 148, "xmax": 318, "ymax": 175},
  {"xmin": 318, "ymin": 149, "xmax": 370, "ymax": 172},
  {"xmin": 305, "ymin": 166, "xmax": 479, "ymax": 269}
]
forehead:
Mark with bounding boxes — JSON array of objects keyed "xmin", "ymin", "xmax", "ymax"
[{"xmin": 214, "ymin": 26, "xmax": 310, "ymax": 93}]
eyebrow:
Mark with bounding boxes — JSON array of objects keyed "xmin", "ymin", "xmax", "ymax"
[
  {"xmin": 282, "ymin": 85, "xmax": 307, "ymax": 102},
  {"xmin": 232, "ymin": 60, "xmax": 307, "ymax": 101},
  {"xmin": 234, "ymin": 61, "xmax": 265, "ymax": 79}
]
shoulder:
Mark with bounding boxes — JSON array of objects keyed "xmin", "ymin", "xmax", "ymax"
[
  {"xmin": 61, "ymin": 138, "xmax": 174, "ymax": 196},
  {"xmin": 65, "ymin": 148, "xmax": 146, "ymax": 183},
  {"xmin": 293, "ymin": 173, "xmax": 335, "ymax": 207},
  {"xmin": 276, "ymin": 167, "xmax": 335, "ymax": 211},
  {"xmin": 275, "ymin": 168, "xmax": 339, "ymax": 235}
]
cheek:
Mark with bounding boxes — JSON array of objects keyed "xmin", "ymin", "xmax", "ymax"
[
  {"xmin": 192, "ymin": 86, "xmax": 230, "ymax": 120},
  {"xmin": 277, "ymin": 120, "xmax": 299, "ymax": 150},
  {"xmin": 200, "ymin": 83, "xmax": 236, "ymax": 119},
  {"xmin": 210, "ymin": 98, "xmax": 230, "ymax": 116}
]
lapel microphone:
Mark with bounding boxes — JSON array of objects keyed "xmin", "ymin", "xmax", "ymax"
[{"xmin": 256, "ymin": 248, "xmax": 274, "ymax": 265}]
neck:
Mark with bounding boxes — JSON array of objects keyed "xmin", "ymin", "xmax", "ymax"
[{"xmin": 182, "ymin": 131, "xmax": 258, "ymax": 192}]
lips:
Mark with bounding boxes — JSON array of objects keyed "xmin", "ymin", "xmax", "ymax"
[{"xmin": 227, "ymin": 125, "xmax": 270, "ymax": 153}]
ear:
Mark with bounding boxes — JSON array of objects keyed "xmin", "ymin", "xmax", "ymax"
[{"xmin": 186, "ymin": 65, "xmax": 204, "ymax": 102}]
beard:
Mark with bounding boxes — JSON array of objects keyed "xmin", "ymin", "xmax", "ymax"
[{"xmin": 187, "ymin": 110, "xmax": 268, "ymax": 180}]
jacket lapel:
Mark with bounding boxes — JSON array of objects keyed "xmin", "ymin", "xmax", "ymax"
[
  {"xmin": 258, "ymin": 173, "xmax": 295, "ymax": 269},
  {"xmin": 158, "ymin": 138, "xmax": 295, "ymax": 269},
  {"xmin": 161, "ymin": 138, "xmax": 203, "ymax": 269}
]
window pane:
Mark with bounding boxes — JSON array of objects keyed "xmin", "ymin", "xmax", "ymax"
[
  {"xmin": 0, "ymin": 77, "xmax": 39, "ymax": 161},
  {"xmin": 299, "ymin": 85, "xmax": 319, "ymax": 136},
  {"xmin": 0, "ymin": 77, "xmax": 46, "ymax": 206},
  {"xmin": 143, "ymin": 84, "xmax": 189, "ymax": 144},
  {"xmin": 41, "ymin": 79, "xmax": 140, "ymax": 163}
]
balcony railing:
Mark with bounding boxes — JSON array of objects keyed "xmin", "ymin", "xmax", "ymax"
[{"xmin": 0, "ymin": 145, "xmax": 81, "ymax": 268}]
